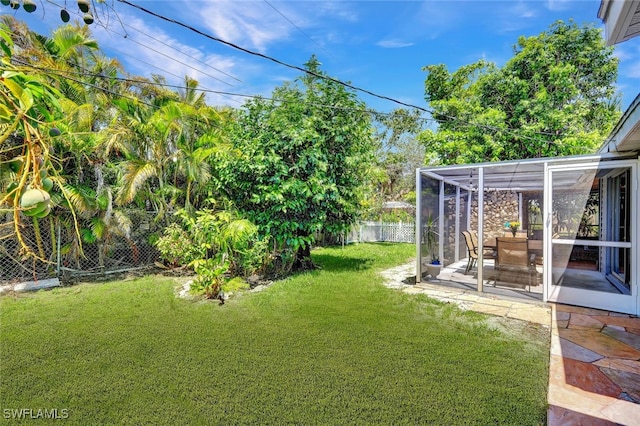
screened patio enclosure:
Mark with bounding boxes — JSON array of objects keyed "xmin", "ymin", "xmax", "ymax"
[{"xmin": 416, "ymin": 153, "xmax": 639, "ymax": 315}]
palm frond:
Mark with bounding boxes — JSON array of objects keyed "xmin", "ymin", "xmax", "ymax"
[
  {"xmin": 111, "ymin": 210, "xmax": 132, "ymax": 240},
  {"xmin": 60, "ymin": 184, "xmax": 97, "ymax": 216},
  {"xmin": 90, "ymin": 217, "xmax": 106, "ymax": 240},
  {"xmin": 116, "ymin": 160, "xmax": 158, "ymax": 205}
]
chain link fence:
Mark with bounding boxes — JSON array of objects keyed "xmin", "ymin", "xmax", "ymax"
[
  {"xmin": 1, "ymin": 211, "xmax": 164, "ymax": 286},
  {"xmin": 2, "ymin": 215, "xmax": 416, "ymax": 287}
]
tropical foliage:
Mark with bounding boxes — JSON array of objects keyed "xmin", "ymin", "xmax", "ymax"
[
  {"xmin": 1, "ymin": 17, "xmax": 625, "ymax": 294},
  {"xmin": 420, "ymin": 20, "xmax": 620, "ymax": 165},
  {"xmin": 0, "ymin": 19, "xmax": 381, "ymax": 294},
  {"xmin": 216, "ymin": 56, "xmax": 376, "ymax": 271},
  {"xmin": 0, "ymin": 18, "xmax": 242, "ymax": 292}
]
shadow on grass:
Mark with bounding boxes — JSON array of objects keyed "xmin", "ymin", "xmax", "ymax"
[
  {"xmin": 311, "ymin": 253, "xmax": 374, "ymax": 272},
  {"xmin": 311, "ymin": 243, "xmax": 409, "ymax": 272}
]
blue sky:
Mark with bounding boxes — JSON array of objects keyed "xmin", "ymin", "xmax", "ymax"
[{"xmin": 8, "ymin": 0, "xmax": 640, "ymax": 113}]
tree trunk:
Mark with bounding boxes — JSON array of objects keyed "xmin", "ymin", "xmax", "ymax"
[{"xmin": 293, "ymin": 242, "xmax": 316, "ymax": 271}]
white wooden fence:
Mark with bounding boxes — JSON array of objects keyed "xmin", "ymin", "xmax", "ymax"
[{"xmin": 347, "ymin": 221, "xmax": 415, "ymax": 244}]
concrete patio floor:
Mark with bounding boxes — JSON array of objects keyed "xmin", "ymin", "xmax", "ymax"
[{"xmin": 380, "ymin": 262, "xmax": 640, "ymax": 426}]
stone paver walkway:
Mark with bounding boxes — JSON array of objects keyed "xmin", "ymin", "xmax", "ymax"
[
  {"xmin": 380, "ymin": 262, "xmax": 551, "ymax": 325},
  {"xmin": 380, "ymin": 262, "xmax": 640, "ymax": 426},
  {"xmin": 547, "ymin": 304, "xmax": 640, "ymax": 425}
]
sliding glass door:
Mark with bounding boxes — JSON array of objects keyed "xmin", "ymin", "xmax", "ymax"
[{"xmin": 545, "ymin": 160, "xmax": 637, "ymax": 314}]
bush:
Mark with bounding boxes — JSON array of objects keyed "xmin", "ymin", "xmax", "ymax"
[
  {"xmin": 154, "ymin": 206, "xmax": 271, "ymax": 299},
  {"xmin": 380, "ymin": 210, "xmax": 414, "ymax": 223},
  {"xmin": 190, "ymin": 258, "xmax": 227, "ymax": 299},
  {"xmin": 155, "ymin": 223, "xmax": 203, "ymax": 267}
]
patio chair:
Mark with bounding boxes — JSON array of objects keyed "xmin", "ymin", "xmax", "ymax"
[
  {"xmin": 470, "ymin": 232, "xmax": 497, "ymax": 259},
  {"xmin": 463, "ymin": 231, "xmax": 496, "ymax": 275},
  {"xmin": 495, "ymin": 237, "xmax": 537, "ymax": 291},
  {"xmin": 462, "ymin": 231, "xmax": 477, "ymax": 274}
]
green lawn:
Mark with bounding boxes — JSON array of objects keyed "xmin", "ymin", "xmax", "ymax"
[{"xmin": 1, "ymin": 243, "xmax": 549, "ymax": 425}]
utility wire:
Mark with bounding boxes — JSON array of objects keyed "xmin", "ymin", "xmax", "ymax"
[
  {"xmin": 115, "ymin": 0, "xmax": 426, "ymax": 112},
  {"xmin": 263, "ymin": 0, "xmax": 322, "ymax": 49},
  {"xmin": 104, "ymin": 28, "xmax": 236, "ymax": 88},
  {"xmin": 17, "ymin": 61, "xmax": 429, "ymax": 122},
  {"xmin": 12, "ymin": 57, "xmax": 158, "ymax": 109},
  {"xmin": 12, "ymin": 60, "xmax": 583, "ymax": 150},
  {"xmin": 22, "ymin": 0, "xmax": 569, "ymax": 143},
  {"xmin": 95, "ymin": 44, "xmax": 242, "ymax": 105},
  {"xmin": 114, "ymin": 0, "xmax": 571, "ymax": 144},
  {"xmin": 22, "ymin": 0, "xmax": 579, "ymax": 143},
  {"xmin": 43, "ymin": 0, "xmax": 241, "ymax": 85},
  {"xmin": 10, "ymin": 1, "xmax": 576, "ymax": 144},
  {"xmin": 120, "ymin": 24, "xmax": 242, "ymax": 83}
]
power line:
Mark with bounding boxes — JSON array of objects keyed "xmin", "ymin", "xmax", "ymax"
[
  {"xmin": 115, "ymin": 0, "xmax": 427, "ymax": 112},
  {"xmin": 16, "ymin": 1, "xmax": 573, "ymax": 143},
  {"xmin": 120, "ymin": 24, "xmax": 242, "ymax": 83},
  {"xmin": 263, "ymin": 0, "xmax": 322, "ymax": 49},
  {"xmin": 13, "ymin": 60, "xmax": 587, "ymax": 152},
  {"xmin": 96, "ymin": 44, "xmax": 242, "ymax": 105},
  {"xmin": 104, "ymin": 27, "xmax": 236, "ymax": 88},
  {"xmin": 17, "ymin": 61, "xmax": 427, "ymax": 122},
  {"xmin": 12, "ymin": 57, "xmax": 158, "ymax": 109},
  {"xmin": 113, "ymin": 0, "xmax": 572, "ymax": 144},
  {"xmin": 9, "ymin": 0, "xmax": 578, "ymax": 146},
  {"xmin": 43, "ymin": 0, "xmax": 242, "ymax": 85}
]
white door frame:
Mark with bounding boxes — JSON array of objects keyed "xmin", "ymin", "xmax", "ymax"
[{"xmin": 544, "ymin": 159, "xmax": 638, "ymax": 315}]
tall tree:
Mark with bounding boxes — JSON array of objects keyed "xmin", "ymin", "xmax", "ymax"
[
  {"xmin": 373, "ymin": 108, "xmax": 423, "ymax": 201},
  {"xmin": 217, "ymin": 56, "xmax": 375, "ymax": 271},
  {"xmin": 420, "ymin": 20, "xmax": 620, "ymax": 165}
]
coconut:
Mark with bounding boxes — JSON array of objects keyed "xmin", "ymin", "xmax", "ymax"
[
  {"xmin": 83, "ymin": 12, "xmax": 94, "ymax": 25},
  {"xmin": 1, "ymin": 0, "xmax": 11, "ymax": 6},
  {"xmin": 60, "ymin": 9, "xmax": 70, "ymax": 22},
  {"xmin": 42, "ymin": 178, "xmax": 53, "ymax": 192},
  {"xmin": 23, "ymin": 0, "xmax": 36, "ymax": 12},
  {"xmin": 25, "ymin": 201, "xmax": 49, "ymax": 217},
  {"xmin": 49, "ymin": 127, "xmax": 61, "ymax": 137},
  {"xmin": 33, "ymin": 205, "xmax": 51, "ymax": 219},
  {"xmin": 20, "ymin": 189, "xmax": 51, "ymax": 217},
  {"xmin": 77, "ymin": 0, "xmax": 89, "ymax": 13},
  {"xmin": 9, "ymin": 0, "xmax": 18, "ymax": 9}
]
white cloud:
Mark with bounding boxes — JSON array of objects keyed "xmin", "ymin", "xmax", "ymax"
[
  {"xmin": 624, "ymin": 60, "xmax": 640, "ymax": 78},
  {"xmin": 413, "ymin": 1, "xmax": 462, "ymax": 39},
  {"xmin": 613, "ymin": 44, "xmax": 632, "ymax": 61},
  {"xmin": 510, "ymin": 0, "xmax": 538, "ymax": 18},
  {"xmin": 191, "ymin": 0, "xmax": 299, "ymax": 52},
  {"xmin": 545, "ymin": 0, "xmax": 573, "ymax": 12},
  {"xmin": 90, "ymin": 15, "xmax": 255, "ymax": 105},
  {"xmin": 314, "ymin": 1, "xmax": 359, "ymax": 22},
  {"xmin": 377, "ymin": 40, "xmax": 414, "ymax": 48},
  {"xmin": 492, "ymin": 1, "xmax": 539, "ymax": 33}
]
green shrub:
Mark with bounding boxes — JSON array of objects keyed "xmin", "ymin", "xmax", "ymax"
[
  {"xmin": 155, "ymin": 205, "xmax": 271, "ymax": 299},
  {"xmin": 190, "ymin": 258, "xmax": 228, "ymax": 299},
  {"xmin": 380, "ymin": 210, "xmax": 414, "ymax": 223},
  {"xmin": 234, "ymin": 235, "xmax": 270, "ymax": 276},
  {"xmin": 155, "ymin": 223, "xmax": 203, "ymax": 267},
  {"xmin": 221, "ymin": 276, "xmax": 250, "ymax": 294}
]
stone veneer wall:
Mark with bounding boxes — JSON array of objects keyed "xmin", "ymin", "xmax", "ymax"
[{"xmin": 470, "ymin": 190, "xmax": 520, "ymax": 240}]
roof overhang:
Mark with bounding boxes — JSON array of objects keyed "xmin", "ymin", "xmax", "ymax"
[
  {"xmin": 419, "ymin": 152, "xmax": 637, "ymax": 192},
  {"xmin": 598, "ymin": 0, "xmax": 640, "ymax": 45}
]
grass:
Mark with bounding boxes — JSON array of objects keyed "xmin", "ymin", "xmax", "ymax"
[{"xmin": 1, "ymin": 243, "xmax": 549, "ymax": 425}]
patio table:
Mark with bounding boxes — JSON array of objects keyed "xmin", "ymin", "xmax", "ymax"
[{"xmin": 483, "ymin": 238, "xmax": 542, "ymax": 257}]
